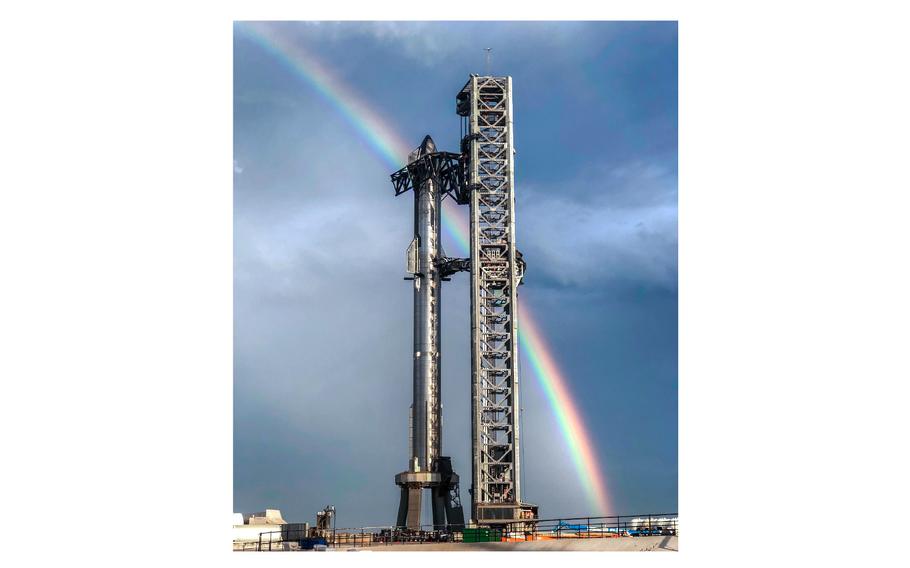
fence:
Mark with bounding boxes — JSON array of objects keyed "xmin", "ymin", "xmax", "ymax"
[
  {"xmin": 503, "ymin": 513, "xmax": 678, "ymax": 542},
  {"xmin": 234, "ymin": 513, "xmax": 678, "ymax": 551}
]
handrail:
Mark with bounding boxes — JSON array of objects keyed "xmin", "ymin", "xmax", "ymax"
[{"xmin": 241, "ymin": 512, "xmax": 678, "ymax": 550}]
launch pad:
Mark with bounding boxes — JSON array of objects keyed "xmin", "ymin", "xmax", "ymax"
[{"xmin": 390, "ymin": 76, "xmax": 537, "ymax": 530}]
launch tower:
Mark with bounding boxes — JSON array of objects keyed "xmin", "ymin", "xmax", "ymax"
[{"xmin": 457, "ymin": 76, "xmax": 536, "ymax": 525}]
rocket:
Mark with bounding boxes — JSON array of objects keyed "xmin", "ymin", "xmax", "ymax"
[
  {"xmin": 407, "ymin": 135, "xmax": 442, "ymax": 475},
  {"xmin": 391, "ymin": 135, "xmax": 465, "ymax": 531}
]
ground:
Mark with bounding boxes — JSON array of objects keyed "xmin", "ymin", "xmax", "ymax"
[{"xmin": 346, "ymin": 535, "xmax": 678, "ymax": 552}]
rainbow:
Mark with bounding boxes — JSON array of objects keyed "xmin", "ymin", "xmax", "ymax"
[
  {"xmin": 236, "ymin": 21, "xmax": 471, "ymax": 255},
  {"xmin": 517, "ymin": 304, "xmax": 611, "ymax": 514},
  {"xmin": 236, "ymin": 21, "xmax": 610, "ymax": 515}
]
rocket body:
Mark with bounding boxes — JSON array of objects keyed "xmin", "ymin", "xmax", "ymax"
[
  {"xmin": 409, "ymin": 136, "xmax": 441, "ymax": 474},
  {"xmin": 393, "ymin": 135, "xmax": 465, "ymax": 531}
]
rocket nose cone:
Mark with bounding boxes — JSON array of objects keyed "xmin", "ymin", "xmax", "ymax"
[
  {"xmin": 420, "ymin": 135, "xmax": 436, "ymax": 154},
  {"xmin": 408, "ymin": 135, "xmax": 438, "ymax": 164}
]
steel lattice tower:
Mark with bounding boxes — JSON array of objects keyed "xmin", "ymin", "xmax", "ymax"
[{"xmin": 457, "ymin": 76, "xmax": 536, "ymax": 525}]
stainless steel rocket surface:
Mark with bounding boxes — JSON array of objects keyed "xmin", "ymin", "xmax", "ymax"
[
  {"xmin": 391, "ymin": 135, "xmax": 465, "ymax": 531},
  {"xmin": 409, "ymin": 135, "xmax": 442, "ymax": 475}
]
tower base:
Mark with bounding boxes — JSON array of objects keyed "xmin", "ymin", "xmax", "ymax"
[
  {"xmin": 474, "ymin": 502, "xmax": 539, "ymax": 529},
  {"xmin": 394, "ymin": 457, "xmax": 465, "ymax": 531}
]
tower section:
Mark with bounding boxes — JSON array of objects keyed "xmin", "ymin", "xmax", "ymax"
[{"xmin": 457, "ymin": 76, "xmax": 536, "ymax": 525}]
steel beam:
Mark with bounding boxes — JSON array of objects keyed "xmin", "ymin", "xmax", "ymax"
[{"xmin": 458, "ymin": 75, "xmax": 536, "ymax": 525}]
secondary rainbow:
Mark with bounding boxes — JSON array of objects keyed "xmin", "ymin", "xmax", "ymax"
[{"xmin": 236, "ymin": 21, "xmax": 611, "ymax": 515}]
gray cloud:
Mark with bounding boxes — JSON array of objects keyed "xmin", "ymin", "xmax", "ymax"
[
  {"xmin": 259, "ymin": 21, "xmax": 614, "ymax": 69},
  {"xmin": 519, "ymin": 160, "xmax": 677, "ymax": 290},
  {"xmin": 234, "ymin": 131, "xmax": 675, "ymax": 525},
  {"xmin": 234, "ymin": 21, "xmax": 677, "ymax": 524},
  {"xmin": 233, "ymin": 112, "xmax": 439, "ymax": 524}
]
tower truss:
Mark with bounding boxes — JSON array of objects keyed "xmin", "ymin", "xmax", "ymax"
[{"xmin": 457, "ymin": 76, "xmax": 536, "ymax": 525}]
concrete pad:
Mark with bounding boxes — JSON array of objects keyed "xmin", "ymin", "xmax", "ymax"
[{"xmin": 367, "ymin": 535, "xmax": 678, "ymax": 551}]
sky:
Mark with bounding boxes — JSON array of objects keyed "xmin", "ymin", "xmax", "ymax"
[{"xmin": 233, "ymin": 21, "xmax": 677, "ymax": 528}]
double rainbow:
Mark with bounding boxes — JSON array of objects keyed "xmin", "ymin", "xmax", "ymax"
[{"xmin": 236, "ymin": 21, "xmax": 611, "ymax": 515}]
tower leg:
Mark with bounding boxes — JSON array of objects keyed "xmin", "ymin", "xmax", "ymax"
[
  {"xmin": 396, "ymin": 486, "xmax": 409, "ymax": 528},
  {"xmin": 399, "ymin": 485, "xmax": 421, "ymax": 530},
  {"xmin": 443, "ymin": 484, "xmax": 465, "ymax": 530},
  {"xmin": 431, "ymin": 487, "xmax": 446, "ymax": 530}
]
